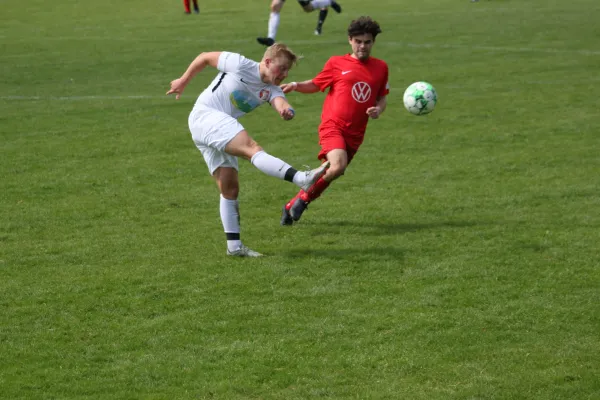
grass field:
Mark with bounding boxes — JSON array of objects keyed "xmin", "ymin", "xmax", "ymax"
[{"xmin": 2, "ymin": 0, "xmax": 600, "ymax": 398}]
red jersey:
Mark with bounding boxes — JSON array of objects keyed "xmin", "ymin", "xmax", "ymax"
[{"xmin": 312, "ymin": 54, "xmax": 389, "ymax": 135}]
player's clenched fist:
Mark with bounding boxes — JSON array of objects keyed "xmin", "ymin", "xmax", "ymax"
[
  {"xmin": 366, "ymin": 106, "xmax": 382, "ymax": 119},
  {"xmin": 280, "ymin": 108, "xmax": 295, "ymax": 120}
]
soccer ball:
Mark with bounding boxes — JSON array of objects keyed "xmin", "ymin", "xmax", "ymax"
[{"xmin": 403, "ymin": 81, "xmax": 437, "ymax": 115}]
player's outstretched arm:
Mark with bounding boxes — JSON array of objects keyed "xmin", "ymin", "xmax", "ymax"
[
  {"xmin": 271, "ymin": 96, "xmax": 296, "ymax": 121},
  {"xmin": 166, "ymin": 51, "xmax": 222, "ymax": 99},
  {"xmin": 366, "ymin": 96, "xmax": 387, "ymax": 119},
  {"xmin": 281, "ymin": 80, "xmax": 320, "ymax": 94}
]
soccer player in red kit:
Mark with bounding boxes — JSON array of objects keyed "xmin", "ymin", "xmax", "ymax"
[{"xmin": 280, "ymin": 16, "xmax": 389, "ymax": 224}]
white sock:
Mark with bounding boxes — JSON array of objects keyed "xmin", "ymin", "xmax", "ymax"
[
  {"xmin": 250, "ymin": 150, "xmax": 292, "ymax": 180},
  {"xmin": 310, "ymin": 0, "xmax": 331, "ymax": 8},
  {"xmin": 268, "ymin": 12, "xmax": 280, "ymax": 39},
  {"xmin": 220, "ymin": 194, "xmax": 242, "ymax": 252}
]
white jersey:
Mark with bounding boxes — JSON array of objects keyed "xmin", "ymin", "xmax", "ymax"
[{"xmin": 193, "ymin": 52, "xmax": 285, "ymax": 118}]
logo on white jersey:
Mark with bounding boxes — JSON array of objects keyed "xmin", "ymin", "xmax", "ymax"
[
  {"xmin": 258, "ymin": 89, "xmax": 271, "ymax": 101},
  {"xmin": 341, "ymin": 70, "xmax": 352, "ymax": 75},
  {"xmin": 351, "ymin": 82, "xmax": 372, "ymax": 103}
]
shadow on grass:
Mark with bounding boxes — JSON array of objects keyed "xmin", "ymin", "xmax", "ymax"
[
  {"xmin": 308, "ymin": 220, "xmax": 480, "ymax": 236},
  {"xmin": 279, "ymin": 220, "xmax": 482, "ymax": 260},
  {"xmin": 283, "ymin": 246, "xmax": 406, "ymax": 262}
]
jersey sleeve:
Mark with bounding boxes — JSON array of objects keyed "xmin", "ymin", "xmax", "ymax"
[
  {"xmin": 217, "ymin": 52, "xmax": 249, "ymax": 73},
  {"xmin": 311, "ymin": 58, "xmax": 336, "ymax": 92},
  {"xmin": 378, "ymin": 62, "xmax": 390, "ymax": 98},
  {"xmin": 268, "ymin": 85, "xmax": 285, "ymax": 102}
]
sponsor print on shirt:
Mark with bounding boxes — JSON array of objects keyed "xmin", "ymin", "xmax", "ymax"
[
  {"xmin": 230, "ymin": 90, "xmax": 260, "ymax": 113},
  {"xmin": 351, "ymin": 82, "xmax": 372, "ymax": 103}
]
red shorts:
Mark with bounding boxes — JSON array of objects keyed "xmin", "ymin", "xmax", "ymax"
[{"xmin": 317, "ymin": 123, "xmax": 365, "ymax": 162}]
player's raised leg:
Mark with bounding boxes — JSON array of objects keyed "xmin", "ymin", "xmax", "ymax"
[
  {"xmin": 287, "ymin": 175, "xmax": 331, "ymax": 222},
  {"xmin": 297, "ymin": 0, "xmax": 341, "ymax": 13},
  {"xmin": 330, "ymin": 0, "xmax": 341, "ymax": 13},
  {"xmin": 257, "ymin": 0, "xmax": 284, "ymax": 47},
  {"xmin": 314, "ymin": 7, "xmax": 328, "ymax": 35},
  {"xmin": 282, "ymin": 149, "xmax": 346, "ymax": 224},
  {"xmin": 225, "ymin": 130, "xmax": 329, "ymax": 190},
  {"xmin": 283, "ymin": 169, "xmax": 332, "ymax": 223}
]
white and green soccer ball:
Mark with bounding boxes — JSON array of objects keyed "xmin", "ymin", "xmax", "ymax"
[{"xmin": 403, "ymin": 81, "xmax": 438, "ymax": 115}]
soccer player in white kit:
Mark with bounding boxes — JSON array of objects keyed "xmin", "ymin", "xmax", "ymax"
[{"xmin": 167, "ymin": 44, "xmax": 329, "ymax": 257}]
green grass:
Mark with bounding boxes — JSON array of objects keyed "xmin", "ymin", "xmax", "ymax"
[{"xmin": 2, "ymin": 0, "xmax": 600, "ymax": 398}]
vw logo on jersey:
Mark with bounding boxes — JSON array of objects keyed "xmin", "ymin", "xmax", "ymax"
[
  {"xmin": 351, "ymin": 82, "xmax": 372, "ymax": 103},
  {"xmin": 258, "ymin": 89, "xmax": 271, "ymax": 101}
]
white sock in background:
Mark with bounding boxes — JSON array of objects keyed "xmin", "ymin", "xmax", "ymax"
[
  {"xmin": 220, "ymin": 194, "xmax": 242, "ymax": 252},
  {"xmin": 268, "ymin": 12, "xmax": 280, "ymax": 39}
]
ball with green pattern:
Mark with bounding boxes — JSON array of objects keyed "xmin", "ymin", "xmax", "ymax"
[{"xmin": 403, "ymin": 81, "xmax": 438, "ymax": 115}]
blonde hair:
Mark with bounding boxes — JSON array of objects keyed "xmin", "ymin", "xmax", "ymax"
[{"xmin": 263, "ymin": 43, "xmax": 298, "ymax": 66}]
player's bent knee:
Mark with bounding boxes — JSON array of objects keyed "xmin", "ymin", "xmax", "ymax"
[
  {"xmin": 326, "ymin": 165, "xmax": 346, "ymax": 180},
  {"xmin": 221, "ymin": 187, "xmax": 239, "ymax": 199},
  {"xmin": 218, "ymin": 179, "xmax": 239, "ymax": 199},
  {"xmin": 214, "ymin": 169, "xmax": 240, "ymax": 199},
  {"xmin": 225, "ymin": 131, "xmax": 263, "ymax": 160},
  {"xmin": 271, "ymin": 0, "xmax": 284, "ymax": 11},
  {"xmin": 245, "ymin": 142, "xmax": 264, "ymax": 159},
  {"xmin": 297, "ymin": 0, "xmax": 313, "ymax": 11}
]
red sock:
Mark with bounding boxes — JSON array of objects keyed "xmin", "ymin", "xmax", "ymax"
[
  {"xmin": 285, "ymin": 192, "xmax": 304, "ymax": 210},
  {"xmin": 183, "ymin": 0, "xmax": 191, "ymax": 12},
  {"xmin": 305, "ymin": 177, "xmax": 331, "ymax": 201},
  {"xmin": 285, "ymin": 177, "xmax": 331, "ymax": 210}
]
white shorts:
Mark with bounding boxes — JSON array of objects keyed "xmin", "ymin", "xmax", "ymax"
[{"xmin": 188, "ymin": 106, "xmax": 244, "ymax": 175}]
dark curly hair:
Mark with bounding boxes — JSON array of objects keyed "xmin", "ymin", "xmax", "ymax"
[{"xmin": 347, "ymin": 16, "xmax": 382, "ymax": 40}]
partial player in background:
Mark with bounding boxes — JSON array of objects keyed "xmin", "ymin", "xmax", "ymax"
[
  {"xmin": 257, "ymin": 0, "xmax": 342, "ymax": 47},
  {"xmin": 279, "ymin": 16, "xmax": 389, "ymax": 225},
  {"xmin": 166, "ymin": 45, "xmax": 329, "ymax": 256},
  {"xmin": 183, "ymin": 0, "xmax": 199, "ymax": 14}
]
